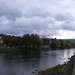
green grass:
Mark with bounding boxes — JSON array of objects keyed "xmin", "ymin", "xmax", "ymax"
[
  {"xmin": 46, "ymin": 65, "xmax": 64, "ymax": 73},
  {"xmin": 36, "ymin": 64, "xmax": 66, "ymax": 75},
  {"xmin": 39, "ymin": 47, "xmax": 51, "ymax": 50},
  {"xmin": 0, "ymin": 48, "xmax": 23, "ymax": 53}
]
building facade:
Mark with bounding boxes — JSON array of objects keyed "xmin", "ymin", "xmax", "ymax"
[{"xmin": 0, "ymin": 36, "xmax": 3, "ymax": 44}]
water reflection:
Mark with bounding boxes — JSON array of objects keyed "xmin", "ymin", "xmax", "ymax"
[
  {"xmin": 0, "ymin": 49, "xmax": 75, "ymax": 75},
  {"xmin": 2, "ymin": 50, "xmax": 42, "ymax": 75}
]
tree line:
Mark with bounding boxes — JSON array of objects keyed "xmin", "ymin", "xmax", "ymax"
[
  {"xmin": 1, "ymin": 34, "xmax": 43, "ymax": 48},
  {"xmin": 0, "ymin": 34, "xmax": 73, "ymax": 50},
  {"xmin": 50, "ymin": 40, "xmax": 72, "ymax": 50},
  {"xmin": 42, "ymin": 38, "xmax": 72, "ymax": 50}
]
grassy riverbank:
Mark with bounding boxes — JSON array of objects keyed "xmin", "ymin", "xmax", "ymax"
[
  {"xmin": 40, "ymin": 47, "xmax": 51, "ymax": 50},
  {"xmin": 0, "ymin": 47, "xmax": 73, "ymax": 53},
  {"xmin": 0, "ymin": 48, "xmax": 23, "ymax": 53},
  {"xmin": 0, "ymin": 47, "xmax": 51, "ymax": 53},
  {"xmin": 0, "ymin": 47, "xmax": 41, "ymax": 53},
  {"xmin": 36, "ymin": 64, "xmax": 66, "ymax": 75}
]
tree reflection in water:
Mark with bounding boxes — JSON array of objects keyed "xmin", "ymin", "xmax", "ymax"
[{"xmin": 2, "ymin": 49, "xmax": 42, "ymax": 75}]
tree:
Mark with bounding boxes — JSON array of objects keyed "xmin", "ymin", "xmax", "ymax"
[
  {"xmin": 51, "ymin": 41, "xmax": 57, "ymax": 50},
  {"xmin": 65, "ymin": 42, "xmax": 72, "ymax": 49},
  {"xmin": 60, "ymin": 40, "xmax": 66, "ymax": 49},
  {"xmin": 22, "ymin": 34, "xmax": 31, "ymax": 47},
  {"xmin": 31, "ymin": 34, "xmax": 35, "ymax": 47},
  {"xmin": 22, "ymin": 34, "xmax": 43, "ymax": 48},
  {"xmin": 34, "ymin": 34, "xmax": 43, "ymax": 48},
  {"xmin": 2, "ymin": 34, "xmax": 21, "ymax": 47}
]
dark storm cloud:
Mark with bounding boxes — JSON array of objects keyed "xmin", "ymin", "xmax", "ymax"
[
  {"xmin": 24, "ymin": 6, "xmax": 51, "ymax": 18},
  {"xmin": 61, "ymin": 21, "xmax": 75, "ymax": 31},
  {"xmin": 55, "ymin": 13, "xmax": 75, "ymax": 21},
  {"xmin": 0, "ymin": 0, "xmax": 22, "ymax": 20},
  {"xmin": 0, "ymin": 0, "xmax": 75, "ymax": 39}
]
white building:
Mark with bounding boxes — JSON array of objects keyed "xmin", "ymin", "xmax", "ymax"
[{"xmin": 0, "ymin": 36, "xmax": 3, "ymax": 44}]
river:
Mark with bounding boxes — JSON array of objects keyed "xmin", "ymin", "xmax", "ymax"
[{"xmin": 0, "ymin": 49, "xmax": 75, "ymax": 75}]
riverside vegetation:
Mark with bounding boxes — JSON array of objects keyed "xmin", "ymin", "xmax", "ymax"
[
  {"xmin": 0, "ymin": 33, "xmax": 73, "ymax": 53},
  {"xmin": 36, "ymin": 64, "xmax": 66, "ymax": 75},
  {"xmin": 0, "ymin": 34, "xmax": 74, "ymax": 75},
  {"xmin": 36, "ymin": 53, "xmax": 75, "ymax": 75}
]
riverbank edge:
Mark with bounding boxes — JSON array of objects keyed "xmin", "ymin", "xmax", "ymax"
[
  {"xmin": 35, "ymin": 64, "xmax": 67, "ymax": 75},
  {"xmin": 0, "ymin": 48, "xmax": 23, "ymax": 53},
  {"xmin": 40, "ymin": 47, "xmax": 72, "ymax": 50},
  {"xmin": 36, "ymin": 53, "xmax": 75, "ymax": 75},
  {"xmin": 0, "ymin": 47, "xmax": 43, "ymax": 53},
  {"xmin": 0, "ymin": 47, "xmax": 73, "ymax": 53}
]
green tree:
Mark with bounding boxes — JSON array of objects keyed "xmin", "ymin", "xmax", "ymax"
[
  {"xmin": 60, "ymin": 40, "xmax": 66, "ymax": 49},
  {"xmin": 51, "ymin": 41, "xmax": 57, "ymax": 50},
  {"xmin": 34, "ymin": 34, "xmax": 43, "ymax": 48},
  {"xmin": 65, "ymin": 42, "xmax": 72, "ymax": 49},
  {"xmin": 31, "ymin": 34, "xmax": 35, "ymax": 47},
  {"xmin": 22, "ymin": 34, "xmax": 43, "ymax": 48},
  {"xmin": 22, "ymin": 34, "xmax": 31, "ymax": 47}
]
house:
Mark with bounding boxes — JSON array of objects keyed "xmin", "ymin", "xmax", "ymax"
[
  {"xmin": 56, "ymin": 40, "xmax": 61, "ymax": 47},
  {"xmin": 0, "ymin": 36, "xmax": 3, "ymax": 44},
  {"xmin": 42, "ymin": 38, "xmax": 56, "ymax": 48},
  {"xmin": 0, "ymin": 36, "xmax": 3, "ymax": 48}
]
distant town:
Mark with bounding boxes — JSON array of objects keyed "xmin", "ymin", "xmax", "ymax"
[{"xmin": 0, "ymin": 34, "xmax": 74, "ymax": 50}]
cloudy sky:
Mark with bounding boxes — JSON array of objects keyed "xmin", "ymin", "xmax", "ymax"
[{"xmin": 0, "ymin": 0, "xmax": 75, "ymax": 39}]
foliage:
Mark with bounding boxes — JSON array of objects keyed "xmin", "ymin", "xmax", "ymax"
[
  {"xmin": 66, "ymin": 40, "xmax": 75, "ymax": 48},
  {"xmin": 60, "ymin": 40, "xmax": 66, "ymax": 49},
  {"xmin": 2, "ymin": 34, "xmax": 21, "ymax": 47},
  {"xmin": 51, "ymin": 41, "xmax": 57, "ymax": 50},
  {"xmin": 0, "ymin": 34, "xmax": 73, "ymax": 49},
  {"xmin": 22, "ymin": 34, "xmax": 31, "ymax": 47},
  {"xmin": 36, "ymin": 64, "xmax": 66, "ymax": 75},
  {"xmin": 65, "ymin": 42, "xmax": 72, "ymax": 49},
  {"xmin": 40, "ymin": 47, "xmax": 51, "ymax": 50},
  {"xmin": 0, "ymin": 48, "xmax": 23, "ymax": 53},
  {"xmin": 22, "ymin": 34, "xmax": 43, "ymax": 48}
]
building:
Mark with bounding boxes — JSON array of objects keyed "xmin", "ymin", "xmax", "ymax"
[
  {"xmin": 0, "ymin": 36, "xmax": 3, "ymax": 48},
  {"xmin": 42, "ymin": 38, "xmax": 56, "ymax": 48},
  {"xmin": 0, "ymin": 36, "xmax": 3, "ymax": 44}
]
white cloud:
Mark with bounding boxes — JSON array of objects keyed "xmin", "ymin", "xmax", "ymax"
[
  {"xmin": 53, "ymin": 30, "xmax": 75, "ymax": 39},
  {"xmin": 0, "ymin": 0, "xmax": 75, "ymax": 39}
]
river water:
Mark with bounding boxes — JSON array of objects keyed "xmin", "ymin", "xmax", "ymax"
[{"xmin": 0, "ymin": 49, "xmax": 75, "ymax": 75}]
